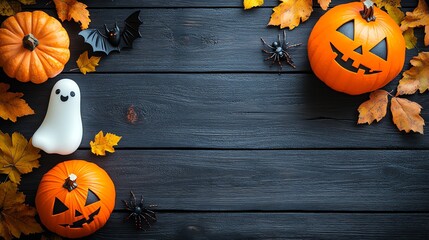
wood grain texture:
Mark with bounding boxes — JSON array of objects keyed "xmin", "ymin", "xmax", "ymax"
[
  {"xmin": 38, "ymin": 8, "xmax": 426, "ymax": 73},
  {"xmin": 19, "ymin": 150, "xmax": 429, "ymax": 211},
  {"xmin": 2, "ymin": 73, "xmax": 427, "ymax": 149},
  {"xmin": 32, "ymin": 212, "xmax": 429, "ymax": 240},
  {"xmin": 28, "ymin": 0, "xmax": 420, "ymax": 8}
]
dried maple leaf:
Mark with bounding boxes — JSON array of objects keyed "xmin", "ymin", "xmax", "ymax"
[
  {"xmin": 76, "ymin": 51, "xmax": 101, "ymax": 74},
  {"xmin": 0, "ymin": 83, "xmax": 34, "ymax": 122},
  {"xmin": 318, "ymin": 0, "xmax": 331, "ymax": 11},
  {"xmin": 391, "ymin": 97, "xmax": 424, "ymax": 134},
  {"xmin": 0, "ymin": 131, "xmax": 40, "ymax": 184},
  {"xmin": 268, "ymin": 0, "xmax": 312, "ymax": 30},
  {"xmin": 244, "ymin": 0, "xmax": 264, "ymax": 9},
  {"xmin": 90, "ymin": 131, "xmax": 122, "ymax": 156},
  {"xmin": 0, "ymin": 181, "xmax": 43, "ymax": 240},
  {"xmin": 373, "ymin": 0, "xmax": 404, "ymax": 24},
  {"xmin": 358, "ymin": 90, "xmax": 389, "ymax": 124},
  {"xmin": 53, "ymin": 0, "xmax": 90, "ymax": 29},
  {"xmin": 400, "ymin": 0, "xmax": 429, "ymax": 46},
  {"xmin": 397, "ymin": 52, "xmax": 429, "ymax": 95}
]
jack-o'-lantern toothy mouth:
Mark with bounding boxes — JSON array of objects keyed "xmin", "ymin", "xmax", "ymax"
[
  {"xmin": 330, "ymin": 43, "xmax": 381, "ymax": 75},
  {"xmin": 60, "ymin": 207, "xmax": 101, "ymax": 228}
]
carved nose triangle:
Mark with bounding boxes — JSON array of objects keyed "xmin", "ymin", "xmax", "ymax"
[{"xmin": 354, "ymin": 46, "xmax": 363, "ymax": 54}]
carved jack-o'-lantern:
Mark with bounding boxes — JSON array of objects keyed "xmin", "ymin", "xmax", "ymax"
[
  {"xmin": 308, "ymin": 0, "xmax": 405, "ymax": 95},
  {"xmin": 35, "ymin": 160, "xmax": 115, "ymax": 238}
]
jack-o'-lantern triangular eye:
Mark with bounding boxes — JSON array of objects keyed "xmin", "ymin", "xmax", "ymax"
[
  {"xmin": 370, "ymin": 38, "xmax": 387, "ymax": 61},
  {"xmin": 53, "ymin": 197, "xmax": 69, "ymax": 215},
  {"xmin": 337, "ymin": 20, "xmax": 354, "ymax": 40},
  {"xmin": 85, "ymin": 189, "xmax": 100, "ymax": 206}
]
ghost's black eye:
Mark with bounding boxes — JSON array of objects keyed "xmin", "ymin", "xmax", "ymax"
[
  {"xmin": 55, "ymin": 89, "xmax": 61, "ymax": 95},
  {"xmin": 70, "ymin": 91, "xmax": 75, "ymax": 97}
]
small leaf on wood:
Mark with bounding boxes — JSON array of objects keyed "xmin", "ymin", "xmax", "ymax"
[
  {"xmin": 318, "ymin": 0, "xmax": 331, "ymax": 11},
  {"xmin": 0, "ymin": 83, "xmax": 34, "ymax": 122},
  {"xmin": 397, "ymin": 52, "xmax": 429, "ymax": 95},
  {"xmin": 400, "ymin": 0, "xmax": 429, "ymax": 46},
  {"xmin": 391, "ymin": 97, "xmax": 425, "ymax": 134},
  {"xmin": 90, "ymin": 131, "xmax": 122, "ymax": 156},
  {"xmin": 243, "ymin": 0, "xmax": 264, "ymax": 10},
  {"xmin": 76, "ymin": 51, "xmax": 101, "ymax": 74},
  {"xmin": 53, "ymin": 0, "xmax": 90, "ymax": 29},
  {"xmin": 358, "ymin": 90, "xmax": 389, "ymax": 125},
  {"xmin": 268, "ymin": 0, "xmax": 312, "ymax": 30}
]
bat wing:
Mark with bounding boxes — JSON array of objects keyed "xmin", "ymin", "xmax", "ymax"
[
  {"xmin": 119, "ymin": 10, "xmax": 143, "ymax": 50},
  {"xmin": 79, "ymin": 29, "xmax": 119, "ymax": 55}
]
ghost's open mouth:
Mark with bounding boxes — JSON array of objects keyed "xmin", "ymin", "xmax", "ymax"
[
  {"xmin": 330, "ymin": 43, "xmax": 381, "ymax": 75},
  {"xmin": 60, "ymin": 95, "xmax": 69, "ymax": 102},
  {"xmin": 60, "ymin": 207, "xmax": 101, "ymax": 228}
]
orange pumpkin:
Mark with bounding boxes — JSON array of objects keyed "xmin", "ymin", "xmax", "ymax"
[
  {"xmin": 35, "ymin": 160, "xmax": 115, "ymax": 238},
  {"xmin": 0, "ymin": 11, "xmax": 70, "ymax": 84},
  {"xmin": 307, "ymin": 1, "xmax": 405, "ymax": 95}
]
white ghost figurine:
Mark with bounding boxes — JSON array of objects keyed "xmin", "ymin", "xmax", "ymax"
[{"xmin": 32, "ymin": 79, "xmax": 83, "ymax": 155}]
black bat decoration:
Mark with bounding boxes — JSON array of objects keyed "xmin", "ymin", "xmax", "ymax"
[{"xmin": 79, "ymin": 10, "xmax": 142, "ymax": 55}]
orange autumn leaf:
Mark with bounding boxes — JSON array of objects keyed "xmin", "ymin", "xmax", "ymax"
[
  {"xmin": 391, "ymin": 97, "xmax": 425, "ymax": 134},
  {"xmin": 0, "ymin": 181, "xmax": 43, "ymax": 240},
  {"xmin": 400, "ymin": 0, "xmax": 429, "ymax": 46},
  {"xmin": 0, "ymin": 83, "xmax": 34, "ymax": 122},
  {"xmin": 243, "ymin": 0, "xmax": 264, "ymax": 9},
  {"xmin": 76, "ymin": 51, "xmax": 101, "ymax": 74},
  {"xmin": 318, "ymin": 0, "xmax": 331, "ymax": 10},
  {"xmin": 397, "ymin": 52, "xmax": 429, "ymax": 95},
  {"xmin": 53, "ymin": 0, "xmax": 90, "ymax": 29},
  {"xmin": 358, "ymin": 90, "xmax": 389, "ymax": 125},
  {"xmin": 0, "ymin": 131, "xmax": 40, "ymax": 184},
  {"xmin": 268, "ymin": 0, "xmax": 312, "ymax": 30},
  {"xmin": 90, "ymin": 131, "xmax": 122, "ymax": 156}
]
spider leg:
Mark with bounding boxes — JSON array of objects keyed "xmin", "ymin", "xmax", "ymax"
[
  {"xmin": 261, "ymin": 38, "xmax": 275, "ymax": 49},
  {"xmin": 143, "ymin": 212, "xmax": 157, "ymax": 222},
  {"xmin": 285, "ymin": 43, "xmax": 302, "ymax": 49},
  {"xmin": 140, "ymin": 195, "xmax": 144, "ymax": 206},
  {"xmin": 141, "ymin": 214, "xmax": 153, "ymax": 228},
  {"xmin": 264, "ymin": 53, "xmax": 276, "ymax": 61},
  {"xmin": 136, "ymin": 215, "xmax": 143, "ymax": 230}
]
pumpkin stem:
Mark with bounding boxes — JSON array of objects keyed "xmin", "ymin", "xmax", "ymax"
[
  {"xmin": 23, "ymin": 34, "xmax": 39, "ymax": 51},
  {"xmin": 63, "ymin": 174, "xmax": 78, "ymax": 192},
  {"xmin": 360, "ymin": 0, "xmax": 376, "ymax": 22}
]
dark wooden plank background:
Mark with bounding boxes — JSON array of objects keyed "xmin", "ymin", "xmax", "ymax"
[{"xmin": 2, "ymin": 0, "xmax": 429, "ymax": 239}]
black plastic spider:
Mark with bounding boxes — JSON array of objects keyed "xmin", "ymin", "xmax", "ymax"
[
  {"xmin": 261, "ymin": 31, "xmax": 301, "ymax": 70},
  {"xmin": 122, "ymin": 191, "xmax": 157, "ymax": 230}
]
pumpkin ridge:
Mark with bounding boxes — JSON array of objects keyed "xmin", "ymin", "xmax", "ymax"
[
  {"xmin": 36, "ymin": 45, "xmax": 70, "ymax": 64},
  {"xmin": 1, "ymin": 15, "xmax": 24, "ymax": 37},
  {"xmin": 33, "ymin": 49, "xmax": 62, "ymax": 75}
]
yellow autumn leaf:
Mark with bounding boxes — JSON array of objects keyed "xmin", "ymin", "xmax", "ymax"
[
  {"xmin": 53, "ymin": 0, "xmax": 90, "ymax": 29},
  {"xmin": 373, "ymin": 0, "xmax": 404, "ymax": 24},
  {"xmin": 17, "ymin": 0, "xmax": 36, "ymax": 5},
  {"xmin": 391, "ymin": 97, "xmax": 425, "ymax": 134},
  {"xmin": 403, "ymin": 28, "xmax": 418, "ymax": 49},
  {"xmin": 400, "ymin": 0, "xmax": 429, "ymax": 46},
  {"xmin": 318, "ymin": 0, "xmax": 331, "ymax": 11},
  {"xmin": 268, "ymin": 0, "xmax": 312, "ymax": 30},
  {"xmin": 76, "ymin": 51, "xmax": 101, "ymax": 74},
  {"xmin": 244, "ymin": 0, "xmax": 263, "ymax": 9},
  {"xmin": 90, "ymin": 131, "xmax": 122, "ymax": 156},
  {"xmin": 358, "ymin": 90, "xmax": 389, "ymax": 125},
  {"xmin": 0, "ymin": 0, "xmax": 20, "ymax": 18},
  {"xmin": 397, "ymin": 52, "xmax": 429, "ymax": 95},
  {"xmin": 0, "ymin": 83, "xmax": 35, "ymax": 122},
  {"xmin": 0, "ymin": 131, "xmax": 40, "ymax": 184},
  {"xmin": 0, "ymin": 181, "xmax": 43, "ymax": 240}
]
